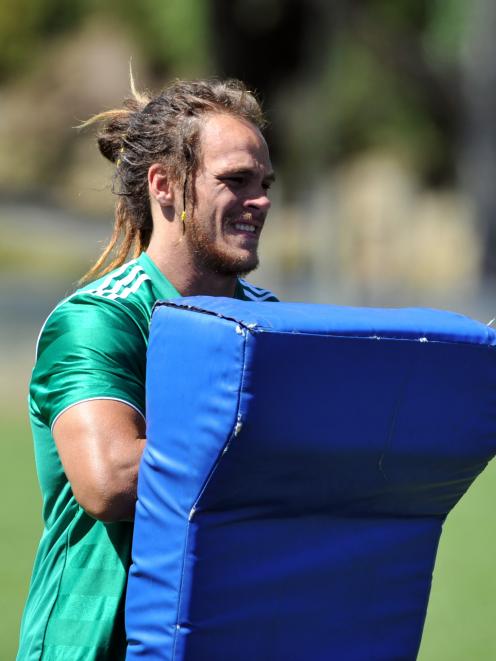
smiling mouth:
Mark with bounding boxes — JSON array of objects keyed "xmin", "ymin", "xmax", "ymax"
[
  {"xmin": 230, "ymin": 212, "xmax": 262, "ymax": 236},
  {"xmin": 234, "ymin": 222, "xmax": 256, "ymax": 233}
]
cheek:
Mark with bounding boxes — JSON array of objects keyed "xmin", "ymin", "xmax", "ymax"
[
  {"xmin": 214, "ymin": 202, "xmax": 233, "ymax": 228},
  {"xmin": 219, "ymin": 194, "xmax": 241, "ymax": 219}
]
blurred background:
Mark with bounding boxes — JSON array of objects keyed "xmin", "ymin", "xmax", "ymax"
[{"xmin": 1, "ymin": 0, "xmax": 495, "ymax": 658}]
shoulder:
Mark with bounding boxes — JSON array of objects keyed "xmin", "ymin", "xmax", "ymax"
[
  {"xmin": 36, "ymin": 260, "xmax": 154, "ymax": 358},
  {"xmin": 31, "ymin": 261, "xmax": 153, "ymax": 426},
  {"xmin": 237, "ymin": 278, "xmax": 279, "ymax": 302},
  {"xmin": 80, "ymin": 258, "xmax": 153, "ymax": 302}
]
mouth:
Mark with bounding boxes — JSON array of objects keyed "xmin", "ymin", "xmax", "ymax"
[
  {"xmin": 228, "ymin": 213, "xmax": 262, "ymax": 239},
  {"xmin": 233, "ymin": 221, "xmax": 257, "ymax": 233}
]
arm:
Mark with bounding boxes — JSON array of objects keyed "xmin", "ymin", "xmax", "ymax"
[{"xmin": 53, "ymin": 399, "xmax": 146, "ymax": 522}]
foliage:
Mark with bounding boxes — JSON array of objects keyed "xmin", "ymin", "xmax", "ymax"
[
  {"xmin": 0, "ymin": 0, "xmax": 212, "ymax": 83},
  {"xmin": 104, "ymin": 0, "xmax": 212, "ymax": 77},
  {"xmin": 275, "ymin": 0, "xmax": 469, "ymax": 192},
  {"xmin": 0, "ymin": 0, "xmax": 468, "ymax": 181},
  {"xmin": 0, "ymin": 0, "xmax": 88, "ymax": 81}
]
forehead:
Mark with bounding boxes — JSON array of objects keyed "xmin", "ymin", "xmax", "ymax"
[{"xmin": 198, "ymin": 113, "xmax": 271, "ymax": 171}]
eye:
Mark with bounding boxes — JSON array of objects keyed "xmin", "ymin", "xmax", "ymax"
[
  {"xmin": 222, "ymin": 175, "xmax": 244, "ymax": 186},
  {"xmin": 262, "ymin": 181, "xmax": 272, "ymax": 192}
]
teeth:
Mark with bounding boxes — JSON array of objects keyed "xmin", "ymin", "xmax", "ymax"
[{"xmin": 235, "ymin": 223, "xmax": 256, "ymax": 232}]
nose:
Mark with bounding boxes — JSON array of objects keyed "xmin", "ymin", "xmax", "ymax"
[{"xmin": 245, "ymin": 189, "xmax": 271, "ymax": 215}]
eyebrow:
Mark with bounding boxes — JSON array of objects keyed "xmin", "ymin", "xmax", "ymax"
[{"xmin": 220, "ymin": 168, "xmax": 276, "ymax": 182}]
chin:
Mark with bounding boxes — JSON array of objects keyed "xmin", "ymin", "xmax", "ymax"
[
  {"xmin": 187, "ymin": 222, "xmax": 260, "ymax": 276},
  {"xmin": 201, "ymin": 247, "xmax": 259, "ymax": 277},
  {"xmin": 217, "ymin": 254, "xmax": 259, "ymax": 277},
  {"xmin": 234, "ymin": 259, "xmax": 259, "ymax": 278}
]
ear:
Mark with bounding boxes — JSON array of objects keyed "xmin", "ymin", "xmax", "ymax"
[{"xmin": 148, "ymin": 163, "xmax": 175, "ymax": 208}]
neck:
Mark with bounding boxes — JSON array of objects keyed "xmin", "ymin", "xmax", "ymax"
[{"xmin": 146, "ymin": 239, "xmax": 238, "ymax": 298}]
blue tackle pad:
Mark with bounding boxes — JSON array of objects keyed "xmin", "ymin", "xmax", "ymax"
[{"xmin": 126, "ymin": 299, "xmax": 496, "ymax": 660}]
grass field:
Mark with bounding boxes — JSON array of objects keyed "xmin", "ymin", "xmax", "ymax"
[
  {"xmin": 2, "ymin": 404, "xmax": 495, "ymax": 660},
  {"xmin": 1, "ymin": 406, "xmax": 42, "ymax": 660}
]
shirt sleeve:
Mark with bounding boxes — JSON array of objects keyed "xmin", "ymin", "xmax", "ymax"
[{"xmin": 31, "ymin": 293, "xmax": 148, "ymax": 429}]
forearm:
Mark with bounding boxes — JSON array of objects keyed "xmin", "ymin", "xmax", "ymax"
[{"xmin": 82, "ymin": 434, "xmax": 147, "ymax": 522}]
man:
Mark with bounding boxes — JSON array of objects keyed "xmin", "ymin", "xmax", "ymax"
[{"xmin": 17, "ymin": 78, "xmax": 277, "ymax": 660}]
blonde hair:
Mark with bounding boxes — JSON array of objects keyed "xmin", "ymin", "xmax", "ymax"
[{"xmin": 79, "ymin": 76, "xmax": 266, "ymax": 284}]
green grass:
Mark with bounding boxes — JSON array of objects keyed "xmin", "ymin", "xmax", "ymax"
[
  {"xmin": 2, "ymin": 404, "xmax": 495, "ymax": 659},
  {"xmin": 418, "ymin": 459, "xmax": 496, "ymax": 660},
  {"xmin": 1, "ymin": 406, "xmax": 42, "ymax": 660}
]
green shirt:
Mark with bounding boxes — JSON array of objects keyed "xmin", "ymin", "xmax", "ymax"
[{"xmin": 18, "ymin": 252, "xmax": 277, "ymax": 660}]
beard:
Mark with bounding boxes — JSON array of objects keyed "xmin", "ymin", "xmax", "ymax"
[{"xmin": 186, "ymin": 214, "xmax": 259, "ymax": 277}]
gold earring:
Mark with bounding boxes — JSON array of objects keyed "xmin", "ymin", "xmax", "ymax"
[{"xmin": 181, "ymin": 210, "xmax": 186, "ymax": 233}]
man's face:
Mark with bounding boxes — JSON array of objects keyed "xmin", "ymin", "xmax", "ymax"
[{"xmin": 186, "ymin": 113, "xmax": 274, "ymax": 276}]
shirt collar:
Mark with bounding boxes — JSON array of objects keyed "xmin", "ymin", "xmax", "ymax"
[
  {"xmin": 139, "ymin": 252, "xmax": 244, "ymax": 300},
  {"xmin": 138, "ymin": 252, "xmax": 181, "ymax": 300}
]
